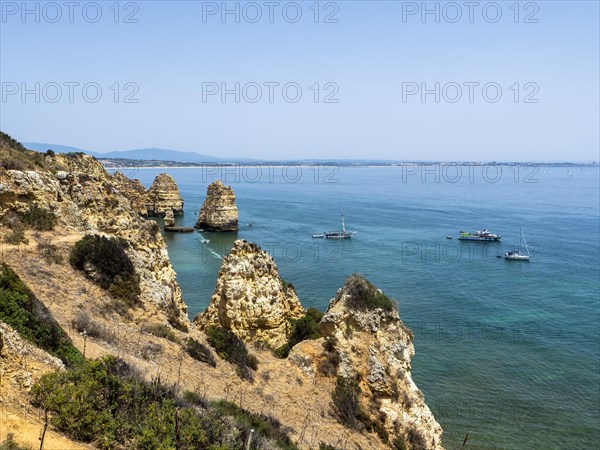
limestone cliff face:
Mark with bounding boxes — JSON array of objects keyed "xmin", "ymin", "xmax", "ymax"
[
  {"xmin": 195, "ymin": 180, "xmax": 238, "ymax": 231},
  {"xmin": 289, "ymin": 275, "xmax": 443, "ymax": 450},
  {"xmin": 314, "ymin": 275, "xmax": 444, "ymax": 449},
  {"xmin": 194, "ymin": 239, "xmax": 304, "ymax": 348},
  {"xmin": 0, "ymin": 153, "xmax": 188, "ymax": 324},
  {"xmin": 146, "ymin": 173, "xmax": 184, "ymax": 217},
  {"xmin": 111, "ymin": 171, "xmax": 148, "ymax": 217}
]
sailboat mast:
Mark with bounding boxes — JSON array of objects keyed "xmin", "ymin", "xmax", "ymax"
[
  {"xmin": 522, "ymin": 229, "xmax": 530, "ymax": 256},
  {"xmin": 342, "ymin": 213, "xmax": 346, "ymax": 233}
]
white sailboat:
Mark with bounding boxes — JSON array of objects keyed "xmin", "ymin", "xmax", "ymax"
[
  {"xmin": 503, "ymin": 229, "xmax": 530, "ymax": 261},
  {"xmin": 313, "ymin": 211, "xmax": 357, "ymax": 239}
]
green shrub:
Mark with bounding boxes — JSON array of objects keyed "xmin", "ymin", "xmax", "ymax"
[
  {"xmin": 344, "ymin": 274, "xmax": 394, "ymax": 311},
  {"xmin": 31, "ymin": 356, "xmax": 296, "ymax": 449},
  {"xmin": 182, "ymin": 390, "xmax": 207, "ymax": 407},
  {"xmin": 107, "ymin": 273, "xmax": 141, "ymax": 306},
  {"xmin": 0, "ymin": 263, "xmax": 82, "ymax": 367},
  {"xmin": 318, "ymin": 337, "xmax": 340, "ymax": 377},
  {"xmin": 206, "ymin": 327, "xmax": 258, "ymax": 381},
  {"xmin": 3, "ymin": 226, "xmax": 28, "ymax": 245},
  {"xmin": 331, "ymin": 376, "xmax": 365, "ymax": 430},
  {"xmin": 0, "ymin": 434, "xmax": 32, "ymax": 450},
  {"xmin": 142, "ymin": 323, "xmax": 178, "ymax": 342},
  {"xmin": 319, "ymin": 444, "xmax": 341, "ymax": 450},
  {"xmin": 280, "ymin": 277, "xmax": 295, "ymax": 295},
  {"xmin": 275, "ymin": 307, "xmax": 323, "ymax": 358},
  {"xmin": 70, "ymin": 235, "xmax": 140, "ymax": 305},
  {"xmin": 20, "ymin": 205, "xmax": 55, "ymax": 231},
  {"xmin": 211, "ymin": 400, "xmax": 299, "ymax": 450},
  {"xmin": 186, "ymin": 337, "xmax": 217, "ymax": 367},
  {"xmin": 330, "ymin": 375, "xmax": 391, "ymax": 442}
]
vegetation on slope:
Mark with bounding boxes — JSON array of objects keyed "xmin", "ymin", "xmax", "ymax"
[
  {"xmin": 275, "ymin": 307, "xmax": 324, "ymax": 358},
  {"xmin": 31, "ymin": 355, "xmax": 297, "ymax": 450},
  {"xmin": 344, "ymin": 274, "xmax": 394, "ymax": 311},
  {"xmin": 0, "ymin": 131, "xmax": 46, "ymax": 170},
  {"xmin": 205, "ymin": 326, "xmax": 258, "ymax": 381},
  {"xmin": 69, "ymin": 234, "xmax": 141, "ymax": 306},
  {"xmin": 0, "ymin": 263, "xmax": 82, "ymax": 366}
]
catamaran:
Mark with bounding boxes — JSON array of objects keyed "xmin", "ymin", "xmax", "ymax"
[
  {"xmin": 313, "ymin": 213, "xmax": 357, "ymax": 239},
  {"xmin": 503, "ymin": 229, "xmax": 530, "ymax": 261}
]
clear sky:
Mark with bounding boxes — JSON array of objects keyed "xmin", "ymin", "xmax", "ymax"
[{"xmin": 1, "ymin": 1, "xmax": 598, "ymax": 161}]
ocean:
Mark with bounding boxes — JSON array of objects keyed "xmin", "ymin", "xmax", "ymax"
[{"xmin": 115, "ymin": 164, "xmax": 600, "ymax": 449}]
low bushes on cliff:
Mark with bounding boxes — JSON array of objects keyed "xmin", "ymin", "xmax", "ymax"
[
  {"xmin": 331, "ymin": 375, "xmax": 388, "ymax": 443},
  {"xmin": 318, "ymin": 336, "xmax": 341, "ymax": 376},
  {"xmin": 275, "ymin": 307, "xmax": 323, "ymax": 358},
  {"xmin": 185, "ymin": 337, "xmax": 217, "ymax": 367},
  {"xmin": 69, "ymin": 234, "xmax": 140, "ymax": 306},
  {"xmin": 0, "ymin": 263, "xmax": 82, "ymax": 366},
  {"xmin": 20, "ymin": 204, "xmax": 56, "ymax": 231},
  {"xmin": 211, "ymin": 400, "xmax": 298, "ymax": 450},
  {"xmin": 344, "ymin": 274, "xmax": 394, "ymax": 312},
  {"xmin": 31, "ymin": 355, "xmax": 295, "ymax": 449},
  {"xmin": 205, "ymin": 326, "xmax": 258, "ymax": 381}
]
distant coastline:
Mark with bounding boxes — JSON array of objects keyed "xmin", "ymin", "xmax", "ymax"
[{"xmin": 100, "ymin": 159, "xmax": 598, "ymax": 170}]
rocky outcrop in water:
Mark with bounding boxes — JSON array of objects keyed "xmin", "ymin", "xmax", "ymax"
[
  {"xmin": 195, "ymin": 180, "xmax": 238, "ymax": 231},
  {"xmin": 194, "ymin": 239, "xmax": 304, "ymax": 348},
  {"xmin": 290, "ymin": 274, "xmax": 444, "ymax": 449},
  {"xmin": 146, "ymin": 173, "xmax": 184, "ymax": 217},
  {"xmin": 163, "ymin": 209, "xmax": 175, "ymax": 228}
]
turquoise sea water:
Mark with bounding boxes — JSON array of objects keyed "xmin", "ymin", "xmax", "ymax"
[{"xmin": 120, "ymin": 165, "xmax": 599, "ymax": 449}]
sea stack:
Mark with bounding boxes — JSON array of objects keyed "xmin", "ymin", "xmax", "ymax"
[
  {"xmin": 195, "ymin": 180, "xmax": 238, "ymax": 231},
  {"xmin": 163, "ymin": 209, "xmax": 175, "ymax": 228},
  {"xmin": 146, "ymin": 173, "xmax": 184, "ymax": 217},
  {"xmin": 294, "ymin": 274, "xmax": 444, "ymax": 449},
  {"xmin": 194, "ymin": 240, "xmax": 304, "ymax": 348}
]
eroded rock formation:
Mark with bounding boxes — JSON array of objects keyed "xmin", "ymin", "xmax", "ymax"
[
  {"xmin": 290, "ymin": 274, "xmax": 444, "ymax": 449},
  {"xmin": 146, "ymin": 173, "xmax": 184, "ymax": 217},
  {"xmin": 195, "ymin": 180, "xmax": 238, "ymax": 231},
  {"xmin": 0, "ymin": 151, "xmax": 188, "ymax": 326},
  {"xmin": 164, "ymin": 209, "xmax": 175, "ymax": 228},
  {"xmin": 194, "ymin": 239, "xmax": 304, "ymax": 348},
  {"xmin": 111, "ymin": 171, "xmax": 148, "ymax": 217}
]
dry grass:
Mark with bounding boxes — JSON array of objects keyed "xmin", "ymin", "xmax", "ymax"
[{"xmin": 0, "ymin": 230, "xmax": 391, "ymax": 450}]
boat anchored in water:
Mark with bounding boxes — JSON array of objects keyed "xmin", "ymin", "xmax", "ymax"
[
  {"xmin": 503, "ymin": 229, "xmax": 530, "ymax": 261},
  {"xmin": 458, "ymin": 229, "xmax": 501, "ymax": 241},
  {"xmin": 313, "ymin": 212, "xmax": 357, "ymax": 239}
]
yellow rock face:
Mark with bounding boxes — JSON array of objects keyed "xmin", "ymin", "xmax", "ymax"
[
  {"xmin": 194, "ymin": 239, "xmax": 304, "ymax": 348},
  {"xmin": 292, "ymin": 275, "xmax": 445, "ymax": 449},
  {"xmin": 0, "ymin": 153, "xmax": 188, "ymax": 325},
  {"xmin": 196, "ymin": 180, "xmax": 238, "ymax": 231},
  {"xmin": 146, "ymin": 173, "xmax": 184, "ymax": 217}
]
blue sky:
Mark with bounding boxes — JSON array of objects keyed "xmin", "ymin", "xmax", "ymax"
[{"xmin": 1, "ymin": 1, "xmax": 598, "ymax": 161}]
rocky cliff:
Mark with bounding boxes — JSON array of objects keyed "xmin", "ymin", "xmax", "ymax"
[
  {"xmin": 194, "ymin": 239, "xmax": 304, "ymax": 348},
  {"xmin": 145, "ymin": 173, "xmax": 184, "ymax": 217},
  {"xmin": 195, "ymin": 180, "xmax": 238, "ymax": 231},
  {"xmin": 110, "ymin": 170, "xmax": 149, "ymax": 217},
  {"xmin": 290, "ymin": 274, "xmax": 444, "ymax": 449},
  {"xmin": 0, "ymin": 147, "xmax": 188, "ymax": 326}
]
